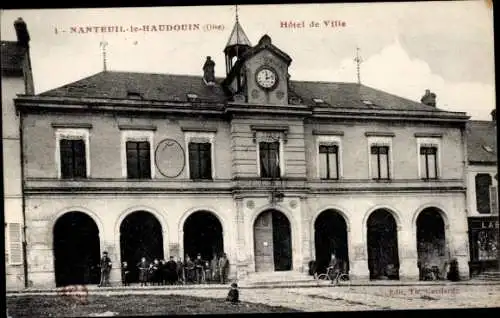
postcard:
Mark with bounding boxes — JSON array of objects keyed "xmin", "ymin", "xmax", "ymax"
[{"xmin": 2, "ymin": 1, "xmax": 498, "ymax": 316}]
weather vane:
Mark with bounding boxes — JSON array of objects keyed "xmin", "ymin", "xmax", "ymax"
[
  {"xmin": 235, "ymin": 4, "xmax": 240, "ymax": 56},
  {"xmin": 354, "ymin": 47, "xmax": 363, "ymax": 84},
  {"xmin": 99, "ymin": 41, "xmax": 108, "ymax": 72}
]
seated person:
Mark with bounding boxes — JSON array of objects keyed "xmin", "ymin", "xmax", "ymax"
[{"xmin": 226, "ymin": 282, "xmax": 239, "ymax": 303}]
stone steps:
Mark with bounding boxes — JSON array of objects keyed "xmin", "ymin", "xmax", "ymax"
[{"xmin": 473, "ymin": 271, "xmax": 500, "ymax": 281}]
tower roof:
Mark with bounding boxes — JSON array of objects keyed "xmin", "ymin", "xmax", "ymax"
[{"xmin": 225, "ymin": 20, "xmax": 252, "ymax": 49}]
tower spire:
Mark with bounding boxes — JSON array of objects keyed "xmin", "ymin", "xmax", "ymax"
[
  {"xmin": 100, "ymin": 41, "xmax": 108, "ymax": 72},
  {"xmin": 224, "ymin": 5, "xmax": 251, "ymax": 75},
  {"xmin": 354, "ymin": 46, "xmax": 363, "ymax": 84}
]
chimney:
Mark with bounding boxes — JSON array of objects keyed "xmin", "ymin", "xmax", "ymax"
[
  {"xmin": 14, "ymin": 17, "xmax": 30, "ymax": 48},
  {"xmin": 13, "ymin": 18, "xmax": 34, "ymax": 95},
  {"xmin": 203, "ymin": 56, "xmax": 216, "ymax": 86},
  {"xmin": 491, "ymin": 109, "xmax": 496, "ymax": 122},
  {"xmin": 420, "ymin": 89, "xmax": 437, "ymax": 107}
]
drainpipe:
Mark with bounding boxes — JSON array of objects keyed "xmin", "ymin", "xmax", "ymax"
[
  {"xmin": 461, "ymin": 122, "xmax": 469, "ymax": 278},
  {"xmin": 496, "ymin": 172, "xmax": 500, "ymax": 272},
  {"xmin": 19, "ymin": 107, "xmax": 28, "ymax": 288}
]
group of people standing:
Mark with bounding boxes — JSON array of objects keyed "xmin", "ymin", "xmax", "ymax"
[{"xmin": 120, "ymin": 253, "xmax": 231, "ymax": 286}]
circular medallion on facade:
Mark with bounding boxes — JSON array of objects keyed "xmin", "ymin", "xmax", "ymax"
[
  {"xmin": 246, "ymin": 200, "xmax": 255, "ymax": 210},
  {"xmin": 289, "ymin": 200, "xmax": 298, "ymax": 209},
  {"xmin": 276, "ymin": 90, "xmax": 285, "ymax": 100},
  {"xmin": 154, "ymin": 138, "xmax": 185, "ymax": 178},
  {"xmin": 251, "ymin": 89, "xmax": 260, "ymax": 99}
]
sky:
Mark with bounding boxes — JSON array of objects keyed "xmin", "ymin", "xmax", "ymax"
[{"xmin": 0, "ymin": 1, "xmax": 495, "ymax": 120}]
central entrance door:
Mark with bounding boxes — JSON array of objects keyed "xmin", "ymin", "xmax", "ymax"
[{"xmin": 254, "ymin": 210, "xmax": 292, "ymax": 272}]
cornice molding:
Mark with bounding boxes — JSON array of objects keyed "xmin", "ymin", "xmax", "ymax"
[{"xmin": 51, "ymin": 123, "xmax": 93, "ymax": 129}]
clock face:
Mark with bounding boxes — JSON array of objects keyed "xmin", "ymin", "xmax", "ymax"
[{"xmin": 256, "ymin": 68, "xmax": 278, "ymax": 89}]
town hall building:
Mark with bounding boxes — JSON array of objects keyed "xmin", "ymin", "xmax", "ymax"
[{"xmin": 13, "ymin": 18, "xmax": 473, "ymax": 288}]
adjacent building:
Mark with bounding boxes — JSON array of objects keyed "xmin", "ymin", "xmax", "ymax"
[
  {"xmin": 466, "ymin": 110, "xmax": 498, "ymax": 276},
  {"xmin": 14, "ymin": 19, "xmax": 473, "ymax": 288},
  {"xmin": 2, "ymin": 17, "xmax": 34, "ymax": 290}
]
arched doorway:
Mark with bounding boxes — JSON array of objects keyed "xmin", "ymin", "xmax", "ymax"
[
  {"xmin": 183, "ymin": 211, "xmax": 224, "ymax": 261},
  {"xmin": 416, "ymin": 207, "xmax": 447, "ymax": 280},
  {"xmin": 254, "ymin": 210, "xmax": 292, "ymax": 272},
  {"xmin": 53, "ymin": 212, "xmax": 101, "ymax": 287},
  {"xmin": 367, "ymin": 209, "xmax": 399, "ymax": 280},
  {"xmin": 120, "ymin": 211, "xmax": 164, "ymax": 283},
  {"xmin": 314, "ymin": 210, "xmax": 349, "ymax": 275}
]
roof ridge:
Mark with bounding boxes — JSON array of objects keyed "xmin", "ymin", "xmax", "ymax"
[
  {"xmin": 103, "ymin": 70, "xmax": 226, "ymax": 79},
  {"xmin": 290, "ymin": 79, "xmax": 357, "ymax": 85}
]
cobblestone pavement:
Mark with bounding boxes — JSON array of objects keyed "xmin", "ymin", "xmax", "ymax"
[{"xmin": 7, "ymin": 284, "xmax": 500, "ymax": 312}]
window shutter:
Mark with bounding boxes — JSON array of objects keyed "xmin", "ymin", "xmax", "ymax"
[
  {"xmin": 60, "ymin": 139, "xmax": 73, "ymax": 178},
  {"xmin": 73, "ymin": 139, "xmax": 87, "ymax": 178},
  {"xmin": 126, "ymin": 141, "xmax": 139, "ymax": 179},
  {"xmin": 200, "ymin": 143, "xmax": 212, "ymax": 179},
  {"xmin": 188, "ymin": 143, "xmax": 200, "ymax": 179},
  {"xmin": 138, "ymin": 141, "xmax": 151, "ymax": 178},
  {"xmin": 8, "ymin": 223, "xmax": 23, "ymax": 265},
  {"xmin": 490, "ymin": 186, "xmax": 498, "ymax": 215}
]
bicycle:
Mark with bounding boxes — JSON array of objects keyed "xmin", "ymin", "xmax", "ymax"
[{"xmin": 315, "ymin": 266, "xmax": 350, "ymax": 286}]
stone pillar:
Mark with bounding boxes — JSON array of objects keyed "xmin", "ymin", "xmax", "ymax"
[
  {"xmin": 27, "ymin": 220, "xmax": 56, "ymax": 288},
  {"xmin": 397, "ymin": 225, "xmax": 419, "ymax": 281},
  {"xmin": 299, "ymin": 197, "xmax": 311, "ymax": 273},
  {"xmin": 235, "ymin": 198, "xmax": 248, "ymax": 280},
  {"xmin": 103, "ymin": 240, "xmax": 121, "ymax": 285},
  {"xmin": 349, "ymin": 241, "xmax": 370, "ymax": 280},
  {"xmin": 451, "ymin": 232, "xmax": 470, "ymax": 280}
]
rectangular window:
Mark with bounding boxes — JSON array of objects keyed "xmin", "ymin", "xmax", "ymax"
[
  {"xmin": 319, "ymin": 145, "xmax": 339, "ymax": 179},
  {"xmin": 188, "ymin": 142, "xmax": 212, "ymax": 180},
  {"xmin": 8, "ymin": 223, "xmax": 23, "ymax": 265},
  {"xmin": 370, "ymin": 146, "xmax": 390, "ymax": 179},
  {"xmin": 476, "ymin": 174, "xmax": 492, "ymax": 214},
  {"xmin": 60, "ymin": 139, "xmax": 87, "ymax": 179},
  {"xmin": 259, "ymin": 141, "xmax": 280, "ymax": 178},
  {"xmin": 126, "ymin": 141, "xmax": 151, "ymax": 179},
  {"xmin": 420, "ymin": 146, "xmax": 438, "ymax": 179}
]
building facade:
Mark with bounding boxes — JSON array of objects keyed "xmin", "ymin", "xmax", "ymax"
[
  {"xmin": 2, "ymin": 18, "xmax": 34, "ymax": 290},
  {"xmin": 14, "ymin": 21, "xmax": 472, "ymax": 288},
  {"xmin": 466, "ymin": 112, "xmax": 498, "ymax": 276}
]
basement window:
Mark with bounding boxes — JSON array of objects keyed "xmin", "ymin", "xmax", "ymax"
[
  {"xmin": 127, "ymin": 91, "xmax": 143, "ymax": 100},
  {"xmin": 187, "ymin": 93, "xmax": 199, "ymax": 102},
  {"xmin": 483, "ymin": 145, "xmax": 494, "ymax": 153}
]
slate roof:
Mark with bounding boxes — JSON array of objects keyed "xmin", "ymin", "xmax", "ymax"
[
  {"xmin": 40, "ymin": 71, "xmax": 227, "ymax": 102},
  {"xmin": 225, "ymin": 21, "xmax": 252, "ymax": 48},
  {"xmin": 39, "ymin": 70, "xmax": 454, "ymax": 114},
  {"xmin": 466, "ymin": 120, "xmax": 497, "ymax": 164},
  {"xmin": 1, "ymin": 41, "xmax": 25, "ymax": 75},
  {"xmin": 289, "ymin": 80, "xmax": 442, "ymax": 112}
]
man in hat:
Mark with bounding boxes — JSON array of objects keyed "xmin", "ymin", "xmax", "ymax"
[
  {"xmin": 98, "ymin": 251, "xmax": 112, "ymax": 287},
  {"xmin": 165, "ymin": 256, "xmax": 178, "ymax": 285},
  {"xmin": 194, "ymin": 253, "xmax": 205, "ymax": 284},
  {"xmin": 218, "ymin": 253, "xmax": 230, "ymax": 284},
  {"xmin": 328, "ymin": 253, "xmax": 340, "ymax": 284},
  {"xmin": 137, "ymin": 257, "xmax": 150, "ymax": 286}
]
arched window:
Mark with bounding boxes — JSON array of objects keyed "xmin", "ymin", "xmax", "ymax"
[{"xmin": 475, "ymin": 174, "xmax": 492, "ymax": 214}]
